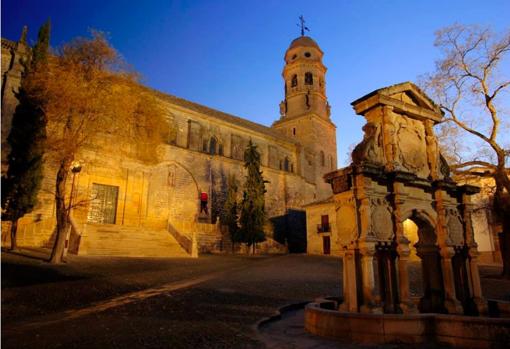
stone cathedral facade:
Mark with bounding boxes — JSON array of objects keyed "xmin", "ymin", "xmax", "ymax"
[{"xmin": 1, "ymin": 30, "xmax": 336, "ymax": 256}]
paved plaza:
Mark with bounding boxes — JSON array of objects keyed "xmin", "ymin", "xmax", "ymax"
[{"xmin": 2, "ymin": 252, "xmax": 509, "ymax": 348}]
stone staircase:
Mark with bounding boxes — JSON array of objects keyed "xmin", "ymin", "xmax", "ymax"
[{"xmin": 78, "ymin": 224, "xmax": 190, "ymax": 257}]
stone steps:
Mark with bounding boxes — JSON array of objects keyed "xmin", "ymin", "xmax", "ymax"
[{"xmin": 79, "ymin": 224, "xmax": 190, "ymax": 257}]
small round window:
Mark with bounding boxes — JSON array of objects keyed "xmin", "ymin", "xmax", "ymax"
[
  {"xmin": 304, "ymin": 52, "xmax": 311, "ymax": 57},
  {"xmin": 292, "ymin": 54, "xmax": 297, "ymax": 60}
]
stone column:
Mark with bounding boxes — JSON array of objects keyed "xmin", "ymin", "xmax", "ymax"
[
  {"xmin": 434, "ymin": 188, "xmax": 463, "ymax": 314},
  {"xmin": 424, "ymin": 119, "xmax": 440, "ymax": 180},
  {"xmin": 381, "ymin": 105, "xmax": 397, "ymax": 172},
  {"xmin": 462, "ymin": 193, "xmax": 487, "ymax": 314},
  {"xmin": 396, "ymin": 237, "xmax": 418, "ymax": 313},
  {"xmin": 359, "ymin": 242, "xmax": 383, "ymax": 313},
  {"xmin": 339, "ymin": 247, "xmax": 359, "ymax": 312},
  {"xmin": 467, "ymin": 246, "xmax": 487, "ymax": 314},
  {"xmin": 391, "ymin": 181, "xmax": 417, "ymax": 313},
  {"xmin": 439, "ymin": 245, "xmax": 464, "ymax": 314}
]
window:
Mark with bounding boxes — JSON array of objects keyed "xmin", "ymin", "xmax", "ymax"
[
  {"xmin": 284, "ymin": 157, "xmax": 290, "ymax": 172},
  {"xmin": 187, "ymin": 120, "xmax": 202, "ymax": 151},
  {"xmin": 320, "ymin": 151, "xmax": 325, "ymax": 167},
  {"xmin": 317, "ymin": 215, "xmax": 330, "ymax": 233},
  {"xmin": 88, "ymin": 184, "xmax": 119, "ymax": 224},
  {"xmin": 292, "ymin": 127, "xmax": 296, "ymax": 136},
  {"xmin": 304, "ymin": 52, "xmax": 311, "ymax": 58},
  {"xmin": 291, "ymin": 74, "xmax": 298, "ymax": 87},
  {"xmin": 218, "ymin": 143, "xmax": 224, "ymax": 156},
  {"xmin": 330, "ymin": 155, "xmax": 334, "ymax": 169},
  {"xmin": 305, "ymin": 72, "xmax": 313, "ymax": 85},
  {"xmin": 292, "ymin": 54, "xmax": 297, "ymax": 60},
  {"xmin": 209, "ymin": 137, "xmax": 217, "ymax": 155},
  {"xmin": 290, "ymin": 163, "xmax": 294, "ymax": 173}
]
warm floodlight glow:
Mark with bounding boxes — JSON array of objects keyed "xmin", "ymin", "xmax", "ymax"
[{"xmin": 403, "ymin": 219, "xmax": 419, "ymax": 260}]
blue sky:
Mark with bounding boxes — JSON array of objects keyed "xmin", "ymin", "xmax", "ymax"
[{"xmin": 3, "ymin": 0, "xmax": 509, "ymax": 164}]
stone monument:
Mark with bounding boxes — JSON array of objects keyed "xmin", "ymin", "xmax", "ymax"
[
  {"xmin": 326, "ymin": 82, "xmax": 485, "ymax": 315},
  {"xmin": 304, "ymin": 83, "xmax": 510, "ymax": 347}
]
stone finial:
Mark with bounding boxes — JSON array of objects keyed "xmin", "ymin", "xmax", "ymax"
[{"xmin": 19, "ymin": 26, "xmax": 28, "ymax": 45}]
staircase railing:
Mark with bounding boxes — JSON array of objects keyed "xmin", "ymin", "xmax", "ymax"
[{"xmin": 167, "ymin": 222, "xmax": 193, "ymax": 254}]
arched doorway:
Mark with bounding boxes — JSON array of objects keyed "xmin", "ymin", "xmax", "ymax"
[{"xmin": 403, "ymin": 214, "xmax": 446, "ymax": 313}]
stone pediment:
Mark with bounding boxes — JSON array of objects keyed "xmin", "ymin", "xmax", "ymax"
[{"xmin": 351, "ymin": 82, "xmax": 443, "ymax": 123}]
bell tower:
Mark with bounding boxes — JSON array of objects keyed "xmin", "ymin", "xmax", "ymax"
[
  {"xmin": 273, "ymin": 31, "xmax": 337, "ymax": 201},
  {"xmin": 279, "ymin": 35, "xmax": 329, "ymax": 120}
]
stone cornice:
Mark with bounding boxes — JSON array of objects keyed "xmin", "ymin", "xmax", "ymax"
[
  {"xmin": 272, "ymin": 112, "xmax": 336, "ymax": 130},
  {"xmin": 352, "ymin": 94, "xmax": 442, "ymax": 123}
]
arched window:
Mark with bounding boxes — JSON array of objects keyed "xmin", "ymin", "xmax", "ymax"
[
  {"xmin": 291, "ymin": 74, "xmax": 298, "ymax": 87},
  {"xmin": 284, "ymin": 157, "xmax": 290, "ymax": 172},
  {"xmin": 305, "ymin": 72, "xmax": 313, "ymax": 85},
  {"xmin": 218, "ymin": 143, "xmax": 224, "ymax": 156},
  {"xmin": 320, "ymin": 151, "xmax": 325, "ymax": 167},
  {"xmin": 209, "ymin": 137, "xmax": 217, "ymax": 155}
]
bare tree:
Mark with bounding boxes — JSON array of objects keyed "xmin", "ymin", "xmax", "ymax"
[
  {"xmin": 25, "ymin": 32, "xmax": 167, "ymax": 263},
  {"xmin": 422, "ymin": 24, "xmax": 510, "ymax": 277}
]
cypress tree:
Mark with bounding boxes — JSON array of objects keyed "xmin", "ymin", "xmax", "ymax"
[
  {"xmin": 1, "ymin": 20, "xmax": 50, "ymax": 250},
  {"xmin": 239, "ymin": 140, "xmax": 267, "ymax": 254},
  {"xmin": 223, "ymin": 174, "xmax": 241, "ymax": 252}
]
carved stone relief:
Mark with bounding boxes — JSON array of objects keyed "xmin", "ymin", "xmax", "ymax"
[
  {"xmin": 352, "ymin": 122, "xmax": 383, "ymax": 165},
  {"xmin": 336, "ymin": 199, "xmax": 358, "ymax": 245},
  {"xmin": 395, "ymin": 116, "xmax": 428, "ymax": 177},
  {"xmin": 370, "ymin": 198, "xmax": 394, "ymax": 240},
  {"xmin": 446, "ymin": 208, "xmax": 464, "ymax": 246}
]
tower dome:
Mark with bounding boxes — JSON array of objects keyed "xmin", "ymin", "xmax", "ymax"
[
  {"xmin": 284, "ymin": 35, "xmax": 324, "ymax": 64},
  {"xmin": 288, "ymin": 36, "xmax": 322, "ymax": 51}
]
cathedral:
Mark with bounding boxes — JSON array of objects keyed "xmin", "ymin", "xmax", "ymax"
[{"xmin": 1, "ymin": 29, "xmax": 337, "ymax": 256}]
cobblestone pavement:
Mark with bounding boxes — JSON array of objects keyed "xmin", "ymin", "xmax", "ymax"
[{"xmin": 2, "ymin": 252, "xmax": 509, "ymax": 349}]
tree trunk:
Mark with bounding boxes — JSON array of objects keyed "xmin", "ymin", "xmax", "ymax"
[
  {"xmin": 49, "ymin": 159, "xmax": 70, "ymax": 264},
  {"xmin": 9, "ymin": 218, "xmax": 18, "ymax": 251},
  {"xmin": 493, "ymin": 169, "xmax": 510, "ymax": 279}
]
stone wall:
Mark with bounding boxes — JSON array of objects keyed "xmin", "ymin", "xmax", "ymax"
[
  {"xmin": 1, "ymin": 94, "xmax": 316, "ymax": 255},
  {"xmin": 305, "ymin": 200, "xmax": 339, "ymax": 255},
  {"xmin": 1, "ymin": 37, "xmax": 30, "ymax": 174}
]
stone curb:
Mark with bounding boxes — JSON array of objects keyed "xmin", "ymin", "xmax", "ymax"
[{"xmin": 254, "ymin": 300, "xmax": 311, "ymax": 332}]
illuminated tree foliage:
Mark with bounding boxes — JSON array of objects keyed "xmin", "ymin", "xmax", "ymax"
[{"xmin": 25, "ymin": 31, "xmax": 167, "ymax": 263}]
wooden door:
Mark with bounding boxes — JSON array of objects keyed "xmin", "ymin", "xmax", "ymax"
[{"xmin": 323, "ymin": 236, "xmax": 331, "ymax": 255}]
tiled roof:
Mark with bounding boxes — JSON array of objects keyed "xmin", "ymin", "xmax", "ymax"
[{"xmin": 150, "ymin": 88, "xmax": 298, "ymax": 145}]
